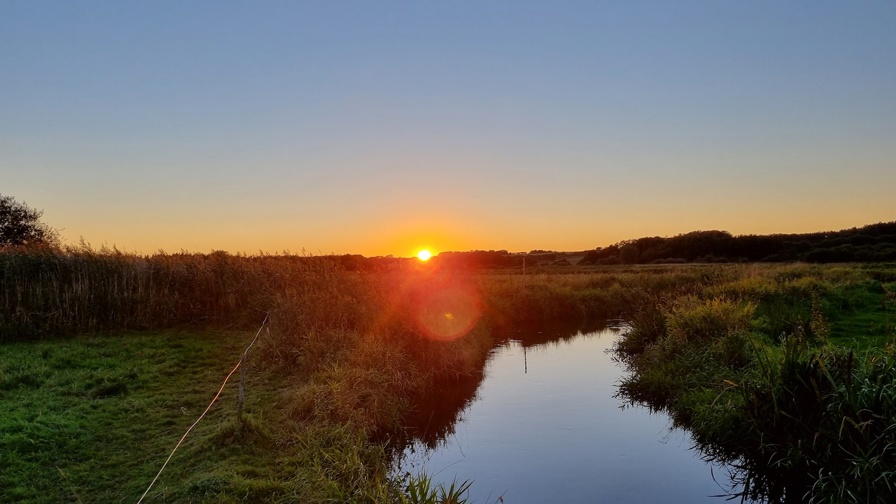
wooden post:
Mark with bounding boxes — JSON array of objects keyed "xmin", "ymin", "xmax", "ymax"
[{"xmin": 237, "ymin": 350, "xmax": 246, "ymax": 423}]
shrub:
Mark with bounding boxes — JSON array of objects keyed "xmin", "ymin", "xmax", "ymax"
[{"xmin": 666, "ymin": 297, "xmax": 756, "ymax": 344}]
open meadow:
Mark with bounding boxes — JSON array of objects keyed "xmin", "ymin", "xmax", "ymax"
[{"xmin": 2, "ymin": 248, "xmax": 895, "ymax": 502}]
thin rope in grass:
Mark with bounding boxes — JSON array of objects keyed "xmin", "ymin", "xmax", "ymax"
[
  {"xmin": 56, "ymin": 466, "xmax": 84, "ymax": 504},
  {"xmin": 136, "ymin": 313, "xmax": 269, "ymax": 504}
]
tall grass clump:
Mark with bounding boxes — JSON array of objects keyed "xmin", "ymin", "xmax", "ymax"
[
  {"xmin": 399, "ymin": 472, "xmax": 471, "ymax": 504},
  {"xmin": 268, "ymin": 268, "xmax": 497, "ymax": 443}
]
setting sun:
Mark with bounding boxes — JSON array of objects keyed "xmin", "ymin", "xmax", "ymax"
[{"xmin": 417, "ymin": 249, "xmax": 432, "ymax": 261}]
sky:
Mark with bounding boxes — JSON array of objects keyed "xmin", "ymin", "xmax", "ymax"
[{"xmin": 3, "ymin": 1, "xmax": 895, "ymax": 257}]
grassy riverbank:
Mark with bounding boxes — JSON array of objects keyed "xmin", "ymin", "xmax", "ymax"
[
  {"xmin": 3, "ymin": 248, "xmax": 894, "ymax": 502},
  {"xmin": 2, "ymin": 249, "xmax": 696, "ymax": 502},
  {"xmin": 615, "ymin": 263, "xmax": 896, "ymax": 503},
  {"xmin": 0, "ymin": 249, "xmax": 491, "ymax": 502}
]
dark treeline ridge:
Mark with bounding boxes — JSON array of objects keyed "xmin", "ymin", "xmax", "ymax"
[
  {"xmin": 347, "ymin": 221, "xmax": 896, "ymax": 271},
  {"xmin": 581, "ymin": 221, "xmax": 896, "ymax": 265}
]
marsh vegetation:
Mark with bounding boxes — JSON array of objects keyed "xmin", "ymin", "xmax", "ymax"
[
  {"xmin": 614, "ymin": 264, "xmax": 896, "ymax": 502},
  {"xmin": 1, "ymin": 246, "xmax": 894, "ymax": 502}
]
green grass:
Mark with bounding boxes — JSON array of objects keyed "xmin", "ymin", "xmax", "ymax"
[
  {"xmin": 827, "ymin": 280, "xmax": 895, "ymax": 350},
  {"xmin": 0, "ymin": 329, "xmax": 456, "ymax": 503},
  {"xmin": 615, "ymin": 263, "xmax": 896, "ymax": 503},
  {"xmin": 4, "ymin": 249, "xmax": 895, "ymax": 503},
  {"xmin": 0, "ymin": 330, "xmax": 293, "ymax": 502},
  {"xmin": 0, "ymin": 329, "xmax": 501, "ymax": 503},
  {"xmin": 398, "ymin": 472, "xmax": 472, "ymax": 504},
  {"xmin": 0, "ymin": 330, "xmax": 394, "ymax": 503}
]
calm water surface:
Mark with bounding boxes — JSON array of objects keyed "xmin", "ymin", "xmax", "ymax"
[{"xmin": 397, "ymin": 328, "xmax": 734, "ymax": 503}]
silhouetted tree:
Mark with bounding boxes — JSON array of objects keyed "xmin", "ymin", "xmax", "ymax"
[{"xmin": 0, "ymin": 194, "xmax": 60, "ymax": 248}]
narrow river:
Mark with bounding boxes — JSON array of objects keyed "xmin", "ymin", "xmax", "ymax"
[{"xmin": 396, "ymin": 327, "xmax": 735, "ymax": 503}]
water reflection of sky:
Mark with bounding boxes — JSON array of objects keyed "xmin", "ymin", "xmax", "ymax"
[{"xmin": 399, "ymin": 329, "xmax": 731, "ymax": 503}]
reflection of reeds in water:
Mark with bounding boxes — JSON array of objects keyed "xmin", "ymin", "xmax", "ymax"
[
  {"xmin": 395, "ymin": 317, "xmax": 609, "ymax": 452},
  {"xmin": 395, "ymin": 321, "xmax": 621, "ymax": 483},
  {"xmin": 396, "ymin": 368, "xmax": 486, "ymax": 452}
]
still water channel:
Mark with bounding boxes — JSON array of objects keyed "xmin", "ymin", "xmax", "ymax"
[{"xmin": 396, "ymin": 326, "xmax": 735, "ymax": 503}]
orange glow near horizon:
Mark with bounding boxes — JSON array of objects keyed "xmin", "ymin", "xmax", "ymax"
[{"xmin": 417, "ymin": 249, "xmax": 433, "ymax": 261}]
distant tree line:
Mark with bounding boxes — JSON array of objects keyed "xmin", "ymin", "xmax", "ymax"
[
  {"xmin": 580, "ymin": 222, "xmax": 896, "ymax": 265},
  {"xmin": 328, "ymin": 251, "xmax": 526, "ymax": 271},
  {"xmin": 430, "ymin": 250, "xmax": 524, "ymax": 269},
  {"xmin": 350, "ymin": 221, "xmax": 896, "ymax": 271},
  {"xmin": 5, "ymin": 191, "xmax": 892, "ymax": 267}
]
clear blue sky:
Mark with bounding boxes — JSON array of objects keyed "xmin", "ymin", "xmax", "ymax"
[{"xmin": 3, "ymin": 1, "xmax": 894, "ymax": 256}]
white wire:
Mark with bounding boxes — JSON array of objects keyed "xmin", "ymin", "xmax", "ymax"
[{"xmin": 136, "ymin": 313, "xmax": 269, "ymax": 503}]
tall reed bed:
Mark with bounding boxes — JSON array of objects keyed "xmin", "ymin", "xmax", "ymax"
[{"xmin": 0, "ymin": 246, "xmax": 366, "ymax": 340}]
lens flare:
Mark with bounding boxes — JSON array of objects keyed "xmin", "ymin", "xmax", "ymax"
[{"xmin": 413, "ymin": 285, "xmax": 481, "ymax": 341}]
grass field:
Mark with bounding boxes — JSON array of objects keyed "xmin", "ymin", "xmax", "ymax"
[
  {"xmin": 2, "ymin": 248, "xmax": 895, "ymax": 502},
  {"xmin": 0, "ymin": 330, "xmax": 295, "ymax": 502}
]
